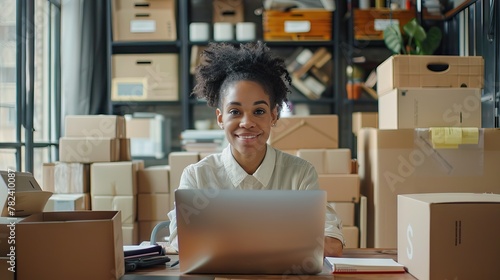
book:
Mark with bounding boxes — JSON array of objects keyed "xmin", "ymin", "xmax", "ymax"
[{"xmin": 325, "ymin": 257, "xmax": 406, "ymax": 274}]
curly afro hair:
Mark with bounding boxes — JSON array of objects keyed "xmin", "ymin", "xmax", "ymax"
[{"xmin": 192, "ymin": 41, "xmax": 292, "ymax": 117}]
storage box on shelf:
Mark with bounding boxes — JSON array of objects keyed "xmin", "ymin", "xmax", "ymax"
[
  {"xmin": 263, "ymin": 9, "xmax": 332, "ymax": 41},
  {"xmin": 353, "ymin": 8, "xmax": 415, "ymax": 40}
]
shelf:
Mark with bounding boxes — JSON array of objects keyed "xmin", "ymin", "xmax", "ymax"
[
  {"xmin": 189, "ymin": 40, "xmax": 335, "ymax": 47},
  {"xmin": 111, "ymin": 101, "xmax": 181, "ymax": 106},
  {"xmin": 112, "ymin": 41, "xmax": 181, "ymax": 54}
]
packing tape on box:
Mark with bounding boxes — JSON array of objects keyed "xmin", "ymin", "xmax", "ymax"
[{"xmin": 430, "ymin": 127, "xmax": 479, "ymax": 149}]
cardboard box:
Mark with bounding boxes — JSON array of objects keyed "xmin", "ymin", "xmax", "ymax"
[
  {"xmin": 0, "ymin": 257, "xmax": 14, "ymax": 280},
  {"xmin": 91, "ymin": 161, "xmax": 144, "ymax": 196},
  {"xmin": 377, "ymin": 55, "xmax": 484, "ymax": 95},
  {"xmin": 138, "ymin": 193, "xmax": 170, "ymax": 221},
  {"xmin": 92, "ymin": 195, "xmax": 136, "ymax": 224},
  {"xmin": 122, "ymin": 222, "xmax": 138, "ymax": 245},
  {"xmin": 64, "ymin": 115, "xmax": 126, "ymax": 138},
  {"xmin": 112, "ymin": 0, "xmax": 176, "ymax": 41},
  {"xmin": 0, "ymin": 171, "xmax": 52, "ymax": 217},
  {"xmin": 137, "ymin": 166, "xmax": 170, "ymax": 194},
  {"xmin": 353, "ymin": 8, "xmax": 415, "ymax": 40},
  {"xmin": 263, "ymin": 9, "xmax": 332, "ymax": 41},
  {"xmin": 318, "ymin": 174, "xmax": 360, "ymax": 203},
  {"xmin": 43, "ymin": 162, "xmax": 91, "ymax": 194},
  {"xmin": 328, "ymin": 202, "xmax": 355, "ymax": 226},
  {"xmin": 298, "ymin": 149, "xmax": 352, "ymax": 174},
  {"xmin": 398, "ymin": 193, "xmax": 500, "ymax": 280},
  {"xmin": 212, "ymin": 0, "xmax": 244, "ymax": 23},
  {"xmin": 139, "ymin": 220, "xmax": 165, "ymax": 242},
  {"xmin": 125, "ymin": 113, "xmax": 166, "ymax": 158},
  {"xmin": 357, "ymin": 128, "xmax": 500, "ymax": 248},
  {"xmin": 17, "ymin": 211, "xmax": 124, "ymax": 280},
  {"xmin": 59, "ymin": 137, "xmax": 121, "ymax": 163},
  {"xmin": 269, "ymin": 115, "xmax": 338, "ymax": 150},
  {"xmin": 342, "ymin": 226, "xmax": 359, "ymax": 248},
  {"xmin": 43, "ymin": 193, "xmax": 90, "ymax": 212},
  {"xmin": 168, "ymin": 152, "xmax": 200, "ymax": 207},
  {"xmin": 0, "ymin": 217, "xmax": 24, "ymax": 256},
  {"xmin": 378, "ymin": 88, "xmax": 482, "ymax": 129},
  {"xmin": 112, "ymin": 54, "xmax": 179, "ymax": 101},
  {"xmin": 352, "ymin": 112, "xmax": 378, "ymax": 136}
]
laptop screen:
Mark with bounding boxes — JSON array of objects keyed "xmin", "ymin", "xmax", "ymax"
[{"xmin": 175, "ymin": 189, "xmax": 326, "ymax": 275}]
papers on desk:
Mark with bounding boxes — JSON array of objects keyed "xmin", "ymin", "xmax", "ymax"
[
  {"xmin": 325, "ymin": 257, "xmax": 406, "ymax": 274},
  {"xmin": 124, "ymin": 244, "xmax": 163, "ymax": 259}
]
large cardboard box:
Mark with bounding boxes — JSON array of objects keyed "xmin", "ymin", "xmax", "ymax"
[
  {"xmin": 318, "ymin": 174, "xmax": 360, "ymax": 203},
  {"xmin": 112, "ymin": 0, "xmax": 176, "ymax": 41},
  {"xmin": 125, "ymin": 113, "xmax": 166, "ymax": 158},
  {"xmin": 378, "ymin": 88, "xmax": 482, "ymax": 129},
  {"xmin": 138, "ymin": 165, "xmax": 170, "ymax": 194},
  {"xmin": 17, "ymin": 211, "xmax": 124, "ymax": 280},
  {"xmin": 91, "ymin": 161, "xmax": 144, "ymax": 196},
  {"xmin": 297, "ymin": 149, "xmax": 352, "ymax": 174},
  {"xmin": 138, "ymin": 193, "xmax": 170, "ymax": 221},
  {"xmin": 59, "ymin": 137, "xmax": 121, "ymax": 163},
  {"xmin": 0, "ymin": 257, "xmax": 14, "ymax": 280},
  {"xmin": 0, "ymin": 171, "xmax": 52, "ymax": 217},
  {"xmin": 269, "ymin": 115, "xmax": 338, "ymax": 150},
  {"xmin": 64, "ymin": 115, "xmax": 126, "ymax": 138},
  {"xmin": 52, "ymin": 162, "xmax": 90, "ymax": 193},
  {"xmin": 353, "ymin": 8, "xmax": 415, "ymax": 40},
  {"xmin": 43, "ymin": 193, "xmax": 90, "ymax": 211},
  {"xmin": 357, "ymin": 128, "xmax": 500, "ymax": 248},
  {"xmin": 377, "ymin": 55, "xmax": 484, "ymax": 95},
  {"xmin": 168, "ymin": 152, "xmax": 200, "ymax": 206},
  {"xmin": 398, "ymin": 193, "xmax": 500, "ymax": 280},
  {"xmin": 112, "ymin": 54, "xmax": 179, "ymax": 101},
  {"xmin": 92, "ymin": 195, "xmax": 136, "ymax": 224},
  {"xmin": 0, "ymin": 217, "xmax": 24, "ymax": 256}
]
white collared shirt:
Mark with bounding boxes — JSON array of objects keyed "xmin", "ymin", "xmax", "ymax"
[{"xmin": 167, "ymin": 144, "xmax": 345, "ymax": 250}]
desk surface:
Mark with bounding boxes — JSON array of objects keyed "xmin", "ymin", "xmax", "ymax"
[{"xmin": 121, "ymin": 248, "xmax": 416, "ymax": 279}]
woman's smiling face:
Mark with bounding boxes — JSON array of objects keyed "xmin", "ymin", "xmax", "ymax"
[{"xmin": 216, "ymin": 80, "xmax": 278, "ymax": 161}]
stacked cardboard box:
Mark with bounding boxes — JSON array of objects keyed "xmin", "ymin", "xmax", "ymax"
[
  {"xmin": 137, "ymin": 165, "xmax": 171, "ymax": 242},
  {"xmin": 357, "ymin": 55, "xmax": 492, "ymax": 248},
  {"xmin": 43, "ymin": 115, "xmax": 144, "ymax": 245}
]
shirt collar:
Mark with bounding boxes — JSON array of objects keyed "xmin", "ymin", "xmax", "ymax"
[{"xmin": 221, "ymin": 144, "xmax": 276, "ymax": 188}]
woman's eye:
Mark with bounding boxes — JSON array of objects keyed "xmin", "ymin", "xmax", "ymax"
[
  {"xmin": 255, "ymin": 109, "xmax": 265, "ymax": 115},
  {"xmin": 229, "ymin": 109, "xmax": 240, "ymax": 115}
]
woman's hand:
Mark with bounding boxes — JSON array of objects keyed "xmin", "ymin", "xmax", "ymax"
[{"xmin": 324, "ymin": 236, "xmax": 343, "ymax": 257}]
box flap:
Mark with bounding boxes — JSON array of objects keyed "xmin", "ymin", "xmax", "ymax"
[{"xmin": 400, "ymin": 193, "xmax": 500, "ymax": 204}]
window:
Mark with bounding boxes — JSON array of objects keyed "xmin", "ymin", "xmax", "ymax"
[{"xmin": 0, "ymin": 0, "xmax": 61, "ymax": 183}]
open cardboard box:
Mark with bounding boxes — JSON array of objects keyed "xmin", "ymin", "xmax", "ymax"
[
  {"xmin": 0, "ymin": 171, "xmax": 52, "ymax": 217},
  {"xmin": 17, "ymin": 211, "xmax": 124, "ymax": 280}
]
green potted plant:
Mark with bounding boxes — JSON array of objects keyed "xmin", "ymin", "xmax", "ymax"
[{"xmin": 384, "ymin": 18, "xmax": 442, "ymax": 55}]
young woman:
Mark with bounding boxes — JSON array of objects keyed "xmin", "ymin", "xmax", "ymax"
[{"xmin": 167, "ymin": 41, "xmax": 344, "ymax": 257}]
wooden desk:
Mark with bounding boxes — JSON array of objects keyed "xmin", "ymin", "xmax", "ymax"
[{"xmin": 121, "ymin": 248, "xmax": 416, "ymax": 279}]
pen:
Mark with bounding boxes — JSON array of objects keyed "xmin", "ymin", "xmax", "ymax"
[{"xmin": 170, "ymin": 260, "xmax": 179, "ymax": 268}]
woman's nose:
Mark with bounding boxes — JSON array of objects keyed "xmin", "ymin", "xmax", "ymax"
[{"xmin": 239, "ymin": 114, "xmax": 256, "ymax": 128}]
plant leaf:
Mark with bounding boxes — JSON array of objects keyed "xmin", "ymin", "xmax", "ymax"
[
  {"xmin": 384, "ymin": 24, "xmax": 404, "ymax": 54},
  {"xmin": 420, "ymin": 26, "xmax": 443, "ymax": 55},
  {"xmin": 403, "ymin": 18, "xmax": 426, "ymax": 42}
]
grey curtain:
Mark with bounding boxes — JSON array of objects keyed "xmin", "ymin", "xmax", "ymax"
[{"xmin": 61, "ymin": 0, "xmax": 107, "ymax": 129}]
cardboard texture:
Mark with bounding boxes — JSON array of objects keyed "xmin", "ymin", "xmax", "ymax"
[
  {"xmin": 0, "ymin": 217, "xmax": 24, "ymax": 256},
  {"xmin": 0, "ymin": 171, "xmax": 52, "ymax": 217},
  {"xmin": 297, "ymin": 149, "xmax": 352, "ymax": 174},
  {"xmin": 328, "ymin": 202, "xmax": 355, "ymax": 226},
  {"xmin": 64, "ymin": 115, "xmax": 126, "ymax": 138},
  {"xmin": 139, "ymin": 220, "xmax": 164, "ymax": 242},
  {"xmin": 92, "ymin": 195, "xmax": 136, "ymax": 224},
  {"xmin": 168, "ymin": 152, "xmax": 200, "ymax": 207},
  {"xmin": 122, "ymin": 222, "xmax": 139, "ymax": 245},
  {"xmin": 51, "ymin": 162, "xmax": 90, "ymax": 193},
  {"xmin": 17, "ymin": 211, "xmax": 124, "ymax": 280},
  {"xmin": 377, "ymin": 55, "xmax": 484, "ymax": 95},
  {"xmin": 138, "ymin": 166, "xmax": 170, "ymax": 194},
  {"xmin": 269, "ymin": 115, "xmax": 338, "ymax": 150},
  {"xmin": 112, "ymin": 0, "xmax": 176, "ymax": 41},
  {"xmin": 0, "ymin": 257, "xmax": 14, "ymax": 280},
  {"xmin": 125, "ymin": 114, "xmax": 166, "ymax": 158},
  {"xmin": 212, "ymin": 0, "xmax": 244, "ymax": 23},
  {"xmin": 378, "ymin": 88, "xmax": 482, "ymax": 129},
  {"xmin": 138, "ymin": 193, "xmax": 171, "ymax": 221},
  {"xmin": 352, "ymin": 112, "xmax": 378, "ymax": 136},
  {"xmin": 43, "ymin": 193, "xmax": 90, "ymax": 212},
  {"xmin": 112, "ymin": 54, "xmax": 179, "ymax": 101},
  {"xmin": 342, "ymin": 226, "xmax": 359, "ymax": 248},
  {"xmin": 398, "ymin": 193, "xmax": 500, "ymax": 280},
  {"xmin": 357, "ymin": 128, "xmax": 500, "ymax": 248},
  {"xmin": 91, "ymin": 161, "xmax": 144, "ymax": 196},
  {"xmin": 318, "ymin": 174, "xmax": 360, "ymax": 203},
  {"xmin": 263, "ymin": 9, "xmax": 332, "ymax": 41},
  {"xmin": 59, "ymin": 137, "xmax": 121, "ymax": 163},
  {"xmin": 42, "ymin": 162, "xmax": 55, "ymax": 192}
]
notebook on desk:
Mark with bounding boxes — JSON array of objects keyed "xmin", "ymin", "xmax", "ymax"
[{"xmin": 175, "ymin": 189, "xmax": 327, "ymax": 275}]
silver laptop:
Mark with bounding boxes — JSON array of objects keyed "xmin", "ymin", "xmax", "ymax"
[{"xmin": 175, "ymin": 189, "xmax": 326, "ymax": 275}]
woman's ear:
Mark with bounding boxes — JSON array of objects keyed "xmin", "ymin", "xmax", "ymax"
[
  {"xmin": 216, "ymin": 108, "xmax": 223, "ymax": 129},
  {"xmin": 271, "ymin": 106, "xmax": 279, "ymax": 124}
]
